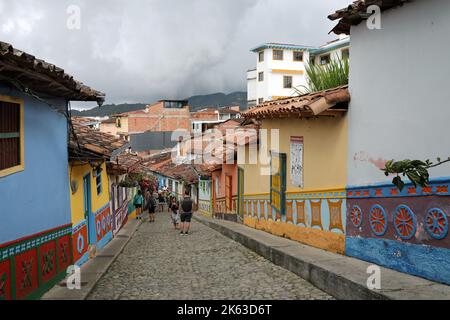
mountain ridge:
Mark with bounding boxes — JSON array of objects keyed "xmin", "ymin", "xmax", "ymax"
[{"xmin": 71, "ymin": 91, "xmax": 247, "ymax": 117}]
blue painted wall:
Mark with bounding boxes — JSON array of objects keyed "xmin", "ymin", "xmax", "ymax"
[
  {"xmin": 0, "ymin": 87, "xmax": 71, "ymax": 244},
  {"xmin": 346, "ymin": 237, "xmax": 450, "ymax": 285}
]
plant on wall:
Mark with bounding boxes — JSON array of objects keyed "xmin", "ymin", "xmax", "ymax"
[
  {"xmin": 294, "ymin": 58, "xmax": 349, "ymax": 95},
  {"xmin": 383, "ymin": 157, "xmax": 450, "ymax": 191},
  {"xmin": 119, "ymin": 172, "xmax": 156, "ymax": 189}
]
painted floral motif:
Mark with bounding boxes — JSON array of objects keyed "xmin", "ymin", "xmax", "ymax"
[
  {"xmin": 42, "ymin": 250, "xmax": 55, "ymax": 275},
  {"xmin": 425, "ymin": 208, "xmax": 449, "ymax": 240},
  {"xmin": 0, "ymin": 272, "xmax": 6, "ymax": 300},
  {"xmin": 394, "ymin": 205, "xmax": 417, "ymax": 240},
  {"xmin": 369, "ymin": 205, "xmax": 388, "ymax": 236},
  {"xmin": 21, "ymin": 260, "xmax": 33, "ymax": 290},
  {"xmin": 350, "ymin": 205, "xmax": 363, "ymax": 228}
]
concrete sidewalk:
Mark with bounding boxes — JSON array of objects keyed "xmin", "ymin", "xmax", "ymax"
[
  {"xmin": 41, "ymin": 219, "xmax": 141, "ymax": 300},
  {"xmin": 194, "ymin": 215, "xmax": 450, "ymax": 300}
]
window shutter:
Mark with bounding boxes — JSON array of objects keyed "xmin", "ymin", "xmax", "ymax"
[{"xmin": 0, "ymin": 101, "xmax": 21, "ymax": 170}]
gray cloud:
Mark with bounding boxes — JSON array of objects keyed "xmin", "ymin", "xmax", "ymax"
[{"xmin": 0, "ymin": 0, "xmax": 349, "ymax": 108}]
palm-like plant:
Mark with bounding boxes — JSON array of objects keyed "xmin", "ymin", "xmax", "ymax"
[{"xmin": 294, "ymin": 58, "xmax": 349, "ymax": 95}]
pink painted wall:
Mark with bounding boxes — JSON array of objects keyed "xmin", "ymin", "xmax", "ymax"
[{"xmin": 212, "ymin": 164, "xmax": 237, "ymax": 199}]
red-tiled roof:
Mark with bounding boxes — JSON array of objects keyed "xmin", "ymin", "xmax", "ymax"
[
  {"xmin": 108, "ymin": 153, "xmax": 143, "ymax": 174},
  {"xmin": 0, "ymin": 41, "xmax": 104, "ymax": 103},
  {"xmin": 70, "ymin": 117, "xmax": 129, "ymax": 160},
  {"xmin": 328, "ymin": 0, "xmax": 411, "ymax": 35},
  {"xmin": 243, "ymin": 86, "xmax": 350, "ymax": 119}
]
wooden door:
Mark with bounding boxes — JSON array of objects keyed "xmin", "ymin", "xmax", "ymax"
[{"xmin": 225, "ymin": 175, "xmax": 232, "ymax": 212}]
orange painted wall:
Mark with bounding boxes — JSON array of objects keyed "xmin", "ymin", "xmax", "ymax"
[{"xmin": 212, "ymin": 164, "xmax": 238, "ymax": 199}]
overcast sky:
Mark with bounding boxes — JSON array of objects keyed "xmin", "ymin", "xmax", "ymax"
[{"xmin": 0, "ymin": 0, "xmax": 349, "ymax": 108}]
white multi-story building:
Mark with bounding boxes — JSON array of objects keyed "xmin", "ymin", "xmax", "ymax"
[{"xmin": 247, "ymin": 36, "xmax": 350, "ymax": 107}]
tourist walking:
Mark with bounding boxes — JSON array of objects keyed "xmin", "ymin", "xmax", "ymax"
[
  {"xmin": 180, "ymin": 190, "xmax": 194, "ymax": 235},
  {"xmin": 170, "ymin": 198, "xmax": 180, "ymax": 230},
  {"xmin": 133, "ymin": 190, "xmax": 144, "ymax": 220},
  {"xmin": 158, "ymin": 192, "xmax": 166, "ymax": 212},
  {"xmin": 147, "ymin": 192, "xmax": 157, "ymax": 223}
]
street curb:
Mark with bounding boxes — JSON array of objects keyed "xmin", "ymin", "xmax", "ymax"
[
  {"xmin": 81, "ymin": 219, "xmax": 142, "ymax": 300},
  {"xmin": 194, "ymin": 215, "xmax": 450, "ymax": 300},
  {"xmin": 41, "ymin": 219, "xmax": 142, "ymax": 300}
]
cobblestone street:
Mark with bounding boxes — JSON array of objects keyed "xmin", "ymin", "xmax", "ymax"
[{"xmin": 88, "ymin": 212, "xmax": 332, "ymax": 300}]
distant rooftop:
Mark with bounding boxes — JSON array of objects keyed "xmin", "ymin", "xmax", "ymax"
[
  {"xmin": 250, "ymin": 37, "xmax": 350, "ymax": 55},
  {"xmin": 250, "ymin": 43, "xmax": 315, "ymax": 53}
]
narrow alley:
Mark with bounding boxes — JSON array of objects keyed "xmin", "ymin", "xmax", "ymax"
[{"xmin": 87, "ymin": 213, "xmax": 332, "ymax": 300}]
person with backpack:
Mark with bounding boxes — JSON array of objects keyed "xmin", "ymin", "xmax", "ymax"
[
  {"xmin": 147, "ymin": 192, "xmax": 157, "ymax": 223},
  {"xmin": 180, "ymin": 190, "xmax": 194, "ymax": 235},
  {"xmin": 133, "ymin": 189, "xmax": 144, "ymax": 220}
]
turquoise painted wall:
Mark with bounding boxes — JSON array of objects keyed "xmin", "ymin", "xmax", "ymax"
[{"xmin": 0, "ymin": 87, "xmax": 71, "ymax": 244}]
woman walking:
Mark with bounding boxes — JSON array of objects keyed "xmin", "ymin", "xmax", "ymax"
[
  {"xmin": 170, "ymin": 198, "xmax": 180, "ymax": 230},
  {"xmin": 133, "ymin": 190, "xmax": 144, "ymax": 220}
]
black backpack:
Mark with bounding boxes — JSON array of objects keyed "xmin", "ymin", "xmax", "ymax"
[
  {"xmin": 181, "ymin": 198, "xmax": 193, "ymax": 213},
  {"xmin": 147, "ymin": 197, "xmax": 157, "ymax": 210}
]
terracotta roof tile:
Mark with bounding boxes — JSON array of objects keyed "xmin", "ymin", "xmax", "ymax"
[
  {"xmin": 328, "ymin": 0, "xmax": 412, "ymax": 35},
  {"xmin": 0, "ymin": 41, "xmax": 104, "ymax": 103},
  {"xmin": 70, "ymin": 117, "xmax": 129, "ymax": 159},
  {"xmin": 108, "ymin": 153, "xmax": 143, "ymax": 174},
  {"xmin": 243, "ymin": 85, "xmax": 350, "ymax": 119}
]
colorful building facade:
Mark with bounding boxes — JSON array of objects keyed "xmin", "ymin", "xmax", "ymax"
[
  {"xmin": 69, "ymin": 119, "xmax": 129, "ymax": 266},
  {"xmin": 198, "ymin": 177, "xmax": 213, "ymax": 216},
  {"xmin": 69, "ymin": 162, "xmax": 112, "ymax": 266},
  {"xmin": 241, "ymin": 87, "xmax": 350, "ymax": 254},
  {"xmin": 0, "ymin": 41, "xmax": 104, "ymax": 299},
  {"xmin": 212, "ymin": 164, "xmax": 239, "ymax": 221},
  {"xmin": 330, "ymin": 0, "xmax": 450, "ymax": 284}
]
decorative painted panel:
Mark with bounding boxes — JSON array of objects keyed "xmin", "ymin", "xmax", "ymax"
[
  {"xmin": 295, "ymin": 200, "xmax": 306, "ymax": 226},
  {"xmin": 310, "ymin": 201, "xmax": 322, "ymax": 229},
  {"xmin": 328, "ymin": 199, "xmax": 344, "ymax": 232},
  {"xmin": 285, "ymin": 200, "xmax": 294, "ymax": 223},
  {"xmin": 0, "ymin": 224, "xmax": 72, "ymax": 300},
  {"xmin": 72, "ymin": 221, "xmax": 88, "ymax": 265},
  {"xmin": 14, "ymin": 249, "xmax": 38, "ymax": 300},
  {"xmin": 0, "ymin": 260, "xmax": 11, "ymax": 300},
  {"xmin": 57, "ymin": 234, "xmax": 72, "ymax": 273},
  {"xmin": 39, "ymin": 241, "xmax": 57, "ymax": 284},
  {"xmin": 347, "ymin": 180, "xmax": 450, "ymax": 285}
]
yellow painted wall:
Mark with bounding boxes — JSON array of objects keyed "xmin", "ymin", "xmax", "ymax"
[
  {"xmin": 244, "ymin": 216, "xmax": 345, "ymax": 254},
  {"xmin": 99, "ymin": 116, "xmax": 129, "ymax": 136},
  {"xmin": 240, "ymin": 115, "xmax": 348, "ymax": 254},
  {"xmin": 69, "ymin": 161, "xmax": 111, "ymax": 225},
  {"xmin": 241, "ymin": 115, "xmax": 348, "ymax": 196}
]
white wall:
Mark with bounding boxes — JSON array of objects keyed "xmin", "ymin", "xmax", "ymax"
[
  {"xmin": 313, "ymin": 46, "xmax": 348, "ymax": 65},
  {"xmin": 247, "ymin": 69, "xmax": 257, "ymax": 105},
  {"xmin": 348, "ymin": 0, "xmax": 450, "ymax": 186},
  {"xmin": 250, "ymin": 48, "xmax": 310, "ymax": 103}
]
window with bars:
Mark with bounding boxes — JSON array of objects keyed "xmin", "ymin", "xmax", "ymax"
[
  {"xmin": 293, "ymin": 51, "xmax": 303, "ymax": 62},
  {"xmin": 258, "ymin": 72, "xmax": 264, "ymax": 82},
  {"xmin": 283, "ymin": 76, "xmax": 293, "ymax": 89},
  {"xmin": 320, "ymin": 54, "xmax": 331, "ymax": 65},
  {"xmin": 273, "ymin": 49, "xmax": 284, "ymax": 61},
  {"xmin": 258, "ymin": 51, "xmax": 264, "ymax": 62},
  {"xmin": 95, "ymin": 167, "xmax": 103, "ymax": 195},
  {"xmin": 0, "ymin": 99, "xmax": 23, "ymax": 176}
]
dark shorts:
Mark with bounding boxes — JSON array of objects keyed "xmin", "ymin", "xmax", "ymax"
[
  {"xmin": 180, "ymin": 212, "xmax": 192, "ymax": 223},
  {"xmin": 135, "ymin": 204, "xmax": 143, "ymax": 209}
]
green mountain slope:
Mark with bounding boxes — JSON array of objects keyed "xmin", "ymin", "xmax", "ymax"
[{"xmin": 72, "ymin": 92, "xmax": 247, "ymax": 117}]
